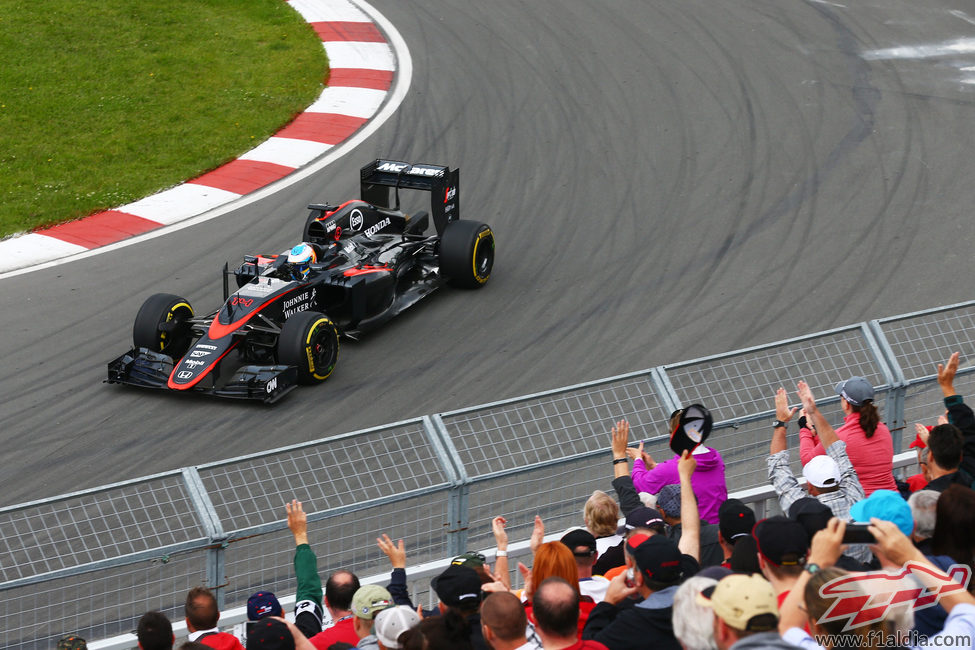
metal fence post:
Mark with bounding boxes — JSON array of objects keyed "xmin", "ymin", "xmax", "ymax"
[
  {"xmin": 424, "ymin": 415, "xmax": 471, "ymax": 557},
  {"xmin": 446, "ymin": 483, "xmax": 470, "ymax": 557},
  {"xmin": 181, "ymin": 467, "xmax": 228, "ymax": 609},
  {"xmin": 867, "ymin": 320, "xmax": 908, "ymax": 455},
  {"xmin": 651, "ymin": 366, "xmax": 682, "ymax": 413},
  {"xmin": 207, "ymin": 545, "xmax": 228, "ymax": 609}
]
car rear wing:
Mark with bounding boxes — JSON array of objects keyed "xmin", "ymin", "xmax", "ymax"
[{"xmin": 360, "ymin": 159, "xmax": 459, "ymax": 234}]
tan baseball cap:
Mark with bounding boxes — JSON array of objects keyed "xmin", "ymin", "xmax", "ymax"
[
  {"xmin": 697, "ymin": 574, "xmax": 779, "ymax": 631},
  {"xmin": 351, "ymin": 584, "xmax": 394, "ymax": 620}
]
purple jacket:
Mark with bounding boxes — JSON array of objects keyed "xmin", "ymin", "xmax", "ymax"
[{"xmin": 631, "ymin": 447, "xmax": 728, "ymax": 524}]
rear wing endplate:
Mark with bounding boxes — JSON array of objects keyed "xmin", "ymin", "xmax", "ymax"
[{"xmin": 360, "ymin": 159, "xmax": 459, "ymax": 234}]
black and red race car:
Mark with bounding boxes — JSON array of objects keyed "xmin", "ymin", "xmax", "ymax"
[{"xmin": 107, "ymin": 160, "xmax": 494, "ymax": 403}]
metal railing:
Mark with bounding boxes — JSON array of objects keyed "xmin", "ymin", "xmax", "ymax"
[
  {"xmin": 4, "ymin": 298, "xmax": 975, "ymax": 649},
  {"xmin": 86, "ymin": 450, "xmax": 922, "ymax": 650}
]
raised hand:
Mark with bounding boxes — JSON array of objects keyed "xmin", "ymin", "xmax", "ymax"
[
  {"xmin": 286, "ymin": 499, "xmax": 309, "ymax": 546},
  {"xmin": 775, "ymin": 387, "xmax": 798, "ymax": 422},
  {"xmin": 376, "ymin": 533, "xmax": 406, "ymax": 569}
]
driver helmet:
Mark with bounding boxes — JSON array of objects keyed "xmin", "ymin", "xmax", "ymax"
[{"xmin": 287, "ymin": 243, "xmax": 317, "ymax": 280}]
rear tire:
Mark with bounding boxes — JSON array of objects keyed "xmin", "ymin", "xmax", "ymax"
[
  {"xmin": 132, "ymin": 293, "xmax": 194, "ymax": 360},
  {"xmin": 440, "ymin": 219, "xmax": 494, "ymax": 288},
  {"xmin": 277, "ymin": 311, "xmax": 340, "ymax": 384}
]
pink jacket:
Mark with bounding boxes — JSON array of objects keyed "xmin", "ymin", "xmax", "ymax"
[
  {"xmin": 800, "ymin": 412, "xmax": 896, "ymax": 496},
  {"xmin": 631, "ymin": 447, "xmax": 728, "ymax": 524}
]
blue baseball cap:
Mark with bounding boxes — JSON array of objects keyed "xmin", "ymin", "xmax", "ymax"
[
  {"xmin": 247, "ymin": 591, "xmax": 283, "ymax": 621},
  {"xmin": 850, "ymin": 490, "xmax": 913, "ymax": 537}
]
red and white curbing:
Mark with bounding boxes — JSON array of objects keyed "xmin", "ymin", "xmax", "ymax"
[{"xmin": 0, "ymin": 0, "xmax": 403, "ymax": 275}]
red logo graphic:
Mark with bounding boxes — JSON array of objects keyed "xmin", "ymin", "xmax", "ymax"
[
  {"xmin": 231, "ymin": 296, "xmax": 254, "ymax": 307},
  {"xmin": 818, "ymin": 562, "xmax": 971, "ymax": 631}
]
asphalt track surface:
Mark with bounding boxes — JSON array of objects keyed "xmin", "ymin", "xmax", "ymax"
[{"xmin": 3, "ymin": 0, "xmax": 975, "ymax": 508}]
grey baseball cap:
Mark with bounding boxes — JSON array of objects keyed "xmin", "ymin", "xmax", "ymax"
[{"xmin": 835, "ymin": 376, "xmax": 875, "ymax": 406}]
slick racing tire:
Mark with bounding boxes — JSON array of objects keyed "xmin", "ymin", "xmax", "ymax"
[
  {"xmin": 278, "ymin": 310, "xmax": 340, "ymax": 384},
  {"xmin": 439, "ymin": 219, "xmax": 494, "ymax": 288},
  {"xmin": 132, "ymin": 293, "xmax": 194, "ymax": 361}
]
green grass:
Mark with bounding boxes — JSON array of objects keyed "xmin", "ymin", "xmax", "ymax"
[{"xmin": 0, "ymin": 0, "xmax": 328, "ymax": 237}]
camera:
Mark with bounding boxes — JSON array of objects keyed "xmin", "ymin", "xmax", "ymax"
[{"xmin": 842, "ymin": 523, "xmax": 875, "ymax": 544}]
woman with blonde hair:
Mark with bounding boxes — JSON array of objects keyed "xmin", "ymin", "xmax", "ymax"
[{"xmin": 584, "ymin": 490, "xmax": 623, "ymax": 561}]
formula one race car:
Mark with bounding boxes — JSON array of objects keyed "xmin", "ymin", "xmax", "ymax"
[{"xmin": 107, "ymin": 160, "xmax": 494, "ymax": 403}]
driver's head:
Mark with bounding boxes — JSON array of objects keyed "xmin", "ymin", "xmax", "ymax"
[{"xmin": 287, "ymin": 243, "xmax": 316, "ymax": 280}]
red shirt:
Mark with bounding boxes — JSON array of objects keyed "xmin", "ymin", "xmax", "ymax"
[
  {"xmin": 196, "ymin": 631, "xmax": 244, "ymax": 650},
  {"xmin": 310, "ymin": 617, "xmax": 359, "ymax": 650},
  {"xmin": 906, "ymin": 473, "xmax": 928, "ymax": 492},
  {"xmin": 800, "ymin": 413, "xmax": 897, "ymax": 496},
  {"xmin": 777, "ymin": 590, "xmax": 810, "ymax": 634}
]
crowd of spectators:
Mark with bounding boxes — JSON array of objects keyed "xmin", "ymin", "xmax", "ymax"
[{"xmin": 62, "ymin": 353, "xmax": 975, "ymax": 650}]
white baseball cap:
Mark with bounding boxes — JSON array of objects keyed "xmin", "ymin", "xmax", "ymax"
[
  {"xmin": 374, "ymin": 605, "xmax": 421, "ymax": 649},
  {"xmin": 802, "ymin": 455, "xmax": 840, "ymax": 489}
]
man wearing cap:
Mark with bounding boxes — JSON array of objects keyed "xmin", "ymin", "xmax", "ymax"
[
  {"xmin": 717, "ymin": 499, "xmax": 755, "ymax": 569},
  {"xmin": 432, "ymin": 564, "xmax": 489, "ymax": 650},
  {"xmin": 249, "ymin": 592, "xmax": 285, "ymax": 623},
  {"xmin": 184, "ymin": 586, "xmax": 244, "ymax": 650},
  {"xmin": 351, "ymin": 584, "xmax": 394, "ymax": 650},
  {"xmin": 787, "ymin": 498, "xmax": 868, "ymax": 572},
  {"xmin": 480, "ymin": 591, "xmax": 541, "ymax": 650},
  {"xmin": 595, "ymin": 507, "xmax": 668, "ymax": 580},
  {"xmin": 373, "ymin": 605, "xmax": 421, "ymax": 650},
  {"xmin": 697, "ymin": 574, "xmax": 796, "ymax": 650},
  {"xmin": 767, "ymin": 385, "xmax": 869, "ymax": 564},
  {"xmin": 246, "ymin": 618, "xmax": 300, "ymax": 650},
  {"xmin": 451, "ymin": 551, "xmax": 494, "ymax": 583},
  {"xmin": 798, "ymin": 375, "xmax": 896, "ymax": 496},
  {"xmin": 752, "ymin": 517, "xmax": 809, "ymax": 610},
  {"xmin": 560, "ymin": 529, "xmax": 610, "ymax": 602},
  {"xmin": 654, "ymin": 484, "xmax": 724, "ymax": 568},
  {"xmin": 581, "ymin": 533, "xmax": 697, "ymax": 650}
]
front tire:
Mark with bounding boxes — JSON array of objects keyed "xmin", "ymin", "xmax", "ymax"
[
  {"xmin": 132, "ymin": 293, "xmax": 194, "ymax": 360},
  {"xmin": 277, "ymin": 311, "xmax": 340, "ymax": 384},
  {"xmin": 440, "ymin": 219, "xmax": 494, "ymax": 288}
]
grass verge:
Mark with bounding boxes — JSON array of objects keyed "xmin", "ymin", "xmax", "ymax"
[{"xmin": 0, "ymin": 0, "xmax": 327, "ymax": 237}]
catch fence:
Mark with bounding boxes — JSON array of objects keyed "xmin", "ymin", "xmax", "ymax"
[{"xmin": 3, "ymin": 299, "xmax": 975, "ymax": 648}]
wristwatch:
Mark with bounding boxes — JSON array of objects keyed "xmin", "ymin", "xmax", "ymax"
[
  {"xmin": 805, "ymin": 563, "xmax": 821, "ymax": 575},
  {"xmin": 772, "ymin": 420, "xmax": 788, "ymax": 429}
]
